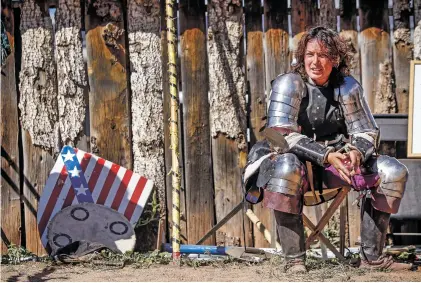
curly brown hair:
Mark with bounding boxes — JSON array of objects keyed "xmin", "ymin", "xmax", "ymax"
[{"xmin": 291, "ymin": 26, "xmax": 354, "ymax": 87}]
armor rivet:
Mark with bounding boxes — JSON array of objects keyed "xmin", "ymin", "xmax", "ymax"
[
  {"xmin": 312, "ymin": 127, "xmax": 315, "ymax": 130},
  {"xmin": 315, "ymin": 118, "xmax": 318, "ymax": 120},
  {"xmin": 316, "ymin": 107, "xmax": 320, "ymax": 110},
  {"xmin": 318, "ymin": 95, "xmax": 321, "ymax": 98}
]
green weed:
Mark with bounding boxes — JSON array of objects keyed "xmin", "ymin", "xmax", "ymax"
[{"xmin": 1, "ymin": 244, "xmax": 37, "ymax": 265}]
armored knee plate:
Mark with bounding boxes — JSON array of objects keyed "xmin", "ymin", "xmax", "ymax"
[
  {"xmin": 257, "ymin": 153, "xmax": 307, "ymax": 214},
  {"xmin": 371, "ymin": 155, "xmax": 408, "ymax": 214}
]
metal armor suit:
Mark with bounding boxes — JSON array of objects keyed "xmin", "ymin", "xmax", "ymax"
[{"xmin": 244, "ymin": 73, "xmax": 408, "ymax": 262}]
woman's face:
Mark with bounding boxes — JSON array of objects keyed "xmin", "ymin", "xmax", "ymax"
[{"xmin": 304, "ymin": 39, "xmax": 334, "ymax": 86}]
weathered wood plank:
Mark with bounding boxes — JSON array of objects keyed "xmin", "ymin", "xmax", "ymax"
[
  {"xmin": 291, "ymin": 0, "xmax": 318, "ymax": 246},
  {"xmin": 245, "ymin": 0, "xmax": 267, "ymax": 248},
  {"xmin": 127, "ymin": 0, "xmax": 165, "ymax": 250},
  {"xmin": 319, "ymin": 0, "xmax": 337, "ymax": 30},
  {"xmin": 359, "ymin": 0, "xmax": 394, "ymax": 113},
  {"xmin": 208, "ymin": 0, "xmax": 251, "ymax": 246},
  {"xmin": 85, "ymin": 0, "xmax": 131, "ymax": 168},
  {"xmin": 393, "ymin": 0, "xmax": 412, "ymax": 113},
  {"xmin": 55, "ymin": 0, "xmax": 89, "ymax": 150},
  {"xmin": 290, "ymin": 0, "xmax": 318, "ymax": 70},
  {"xmin": 414, "ymin": 0, "xmax": 421, "ymax": 25},
  {"xmin": 20, "ymin": 0, "xmax": 58, "ymax": 255},
  {"xmin": 179, "ymin": 0, "xmax": 214, "ymax": 245},
  {"xmin": 339, "ymin": 0, "xmax": 361, "ymax": 82},
  {"xmin": 264, "ymin": 0, "xmax": 289, "ymax": 96},
  {"xmin": 212, "ymin": 136, "xmax": 249, "ymax": 246},
  {"xmin": 347, "ymin": 191, "xmax": 361, "ymax": 247},
  {"xmin": 22, "ymin": 134, "xmax": 54, "ymax": 255},
  {"xmin": 339, "ymin": 0, "xmax": 360, "ymax": 247},
  {"xmin": 1, "ymin": 5, "xmax": 21, "ymax": 254},
  {"xmin": 291, "ymin": 0, "xmax": 318, "ymax": 36}
]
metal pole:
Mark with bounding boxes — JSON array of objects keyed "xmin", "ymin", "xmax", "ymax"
[{"xmin": 166, "ymin": 0, "xmax": 181, "ymax": 263}]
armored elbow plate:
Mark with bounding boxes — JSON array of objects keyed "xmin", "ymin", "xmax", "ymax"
[
  {"xmin": 338, "ymin": 76, "xmax": 379, "ymax": 136},
  {"xmin": 267, "ymin": 73, "xmax": 306, "ymax": 130}
]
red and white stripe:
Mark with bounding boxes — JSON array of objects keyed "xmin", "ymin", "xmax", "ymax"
[{"xmin": 37, "ymin": 148, "xmax": 154, "ymax": 247}]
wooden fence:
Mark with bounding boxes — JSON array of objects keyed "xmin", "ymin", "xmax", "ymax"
[{"xmin": 1, "ymin": 0, "xmax": 420, "ymax": 256}]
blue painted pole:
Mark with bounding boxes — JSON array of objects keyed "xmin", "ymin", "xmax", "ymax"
[{"xmin": 163, "ymin": 243, "xmax": 227, "ymax": 255}]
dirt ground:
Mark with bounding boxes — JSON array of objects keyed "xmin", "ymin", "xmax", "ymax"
[{"xmin": 1, "ymin": 260, "xmax": 421, "ymax": 282}]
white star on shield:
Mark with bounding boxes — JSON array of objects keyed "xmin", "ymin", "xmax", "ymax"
[
  {"xmin": 68, "ymin": 166, "xmax": 81, "ymax": 178},
  {"xmin": 75, "ymin": 184, "xmax": 89, "ymax": 196},
  {"xmin": 62, "ymin": 151, "xmax": 75, "ymax": 162}
]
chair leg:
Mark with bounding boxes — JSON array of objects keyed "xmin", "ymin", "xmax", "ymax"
[
  {"xmin": 339, "ymin": 200, "xmax": 347, "ymax": 256},
  {"xmin": 303, "ymin": 214, "xmax": 346, "ymax": 261},
  {"xmin": 305, "ymin": 187, "xmax": 351, "ymax": 247}
]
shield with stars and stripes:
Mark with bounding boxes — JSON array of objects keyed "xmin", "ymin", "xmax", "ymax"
[{"xmin": 37, "ymin": 145, "xmax": 154, "ymax": 248}]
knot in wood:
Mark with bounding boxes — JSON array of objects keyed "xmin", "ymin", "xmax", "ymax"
[
  {"xmin": 92, "ymin": 0, "xmax": 122, "ymax": 22},
  {"xmin": 103, "ymin": 23, "xmax": 124, "ymax": 50}
]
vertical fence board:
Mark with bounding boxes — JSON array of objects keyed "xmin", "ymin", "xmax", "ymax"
[
  {"xmin": 415, "ymin": 0, "xmax": 421, "ymax": 25},
  {"xmin": 291, "ymin": 0, "xmax": 318, "ymax": 36},
  {"xmin": 347, "ymin": 191, "xmax": 361, "ymax": 246},
  {"xmin": 55, "ymin": 0, "xmax": 89, "ymax": 150},
  {"xmin": 127, "ymin": 0, "xmax": 165, "ymax": 250},
  {"xmin": 319, "ymin": 0, "xmax": 337, "ymax": 30},
  {"xmin": 290, "ymin": 0, "xmax": 318, "ymax": 64},
  {"xmin": 263, "ymin": 0, "xmax": 289, "ymax": 249},
  {"xmin": 393, "ymin": 0, "xmax": 412, "ymax": 113},
  {"xmin": 161, "ymin": 0, "xmax": 175, "ymax": 245},
  {"xmin": 246, "ymin": 0, "xmax": 267, "ymax": 248},
  {"xmin": 180, "ymin": 0, "xmax": 214, "ymax": 245},
  {"xmin": 1, "ymin": 5, "xmax": 21, "ymax": 254},
  {"xmin": 22, "ymin": 133, "xmax": 54, "ymax": 255},
  {"xmin": 264, "ymin": 0, "xmax": 289, "ymax": 96},
  {"xmin": 339, "ymin": 0, "xmax": 361, "ymax": 82},
  {"xmin": 208, "ymin": 0, "xmax": 251, "ymax": 246},
  {"xmin": 20, "ymin": 0, "xmax": 58, "ymax": 255},
  {"xmin": 339, "ymin": 0, "xmax": 361, "ymax": 247},
  {"xmin": 359, "ymin": 0, "xmax": 394, "ymax": 113},
  {"xmin": 85, "ymin": 0, "xmax": 131, "ymax": 168}
]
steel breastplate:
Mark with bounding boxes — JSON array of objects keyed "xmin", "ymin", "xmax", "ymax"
[{"xmin": 297, "ymin": 83, "xmax": 347, "ymax": 141}]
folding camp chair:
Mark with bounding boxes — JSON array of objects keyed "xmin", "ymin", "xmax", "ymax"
[
  {"xmin": 196, "ymin": 129, "xmax": 353, "ymax": 261},
  {"xmin": 302, "ymin": 160, "xmax": 351, "ymax": 261},
  {"xmin": 263, "ymin": 128, "xmax": 352, "ymax": 261}
]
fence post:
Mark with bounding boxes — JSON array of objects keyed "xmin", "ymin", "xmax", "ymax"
[
  {"xmin": 245, "ymin": 0, "xmax": 266, "ymax": 248},
  {"xmin": 1, "ymin": 4, "xmax": 21, "ymax": 254},
  {"xmin": 127, "ymin": 0, "xmax": 166, "ymax": 250},
  {"xmin": 339, "ymin": 0, "xmax": 361, "ymax": 82},
  {"xmin": 393, "ymin": 0, "xmax": 412, "ymax": 113},
  {"xmin": 262, "ymin": 0, "xmax": 290, "ymax": 248},
  {"xmin": 20, "ymin": 0, "xmax": 58, "ymax": 255},
  {"xmin": 85, "ymin": 0, "xmax": 132, "ymax": 168},
  {"xmin": 207, "ymin": 0, "xmax": 251, "ymax": 247},
  {"xmin": 359, "ymin": 0, "xmax": 394, "ymax": 113},
  {"xmin": 55, "ymin": 0, "xmax": 89, "ymax": 151},
  {"xmin": 179, "ymin": 0, "xmax": 215, "ymax": 245}
]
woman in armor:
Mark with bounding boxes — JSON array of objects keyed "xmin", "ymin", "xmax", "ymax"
[{"xmin": 244, "ymin": 26, "xmax": 412, "ymax": 272}]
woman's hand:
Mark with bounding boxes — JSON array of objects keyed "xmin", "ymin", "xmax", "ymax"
[
  {"xmin": 347, "ymin": 150, "xmax": 362, "ymax": 176},
  {"xmin": 327, "ymin": 152, "xmax": 352, "ymax": 184}
]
